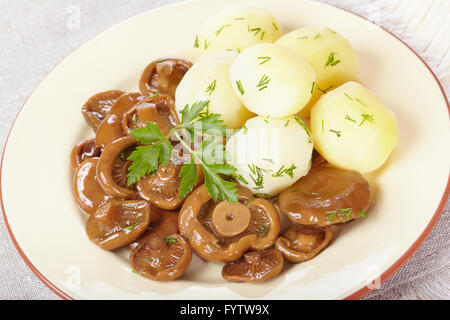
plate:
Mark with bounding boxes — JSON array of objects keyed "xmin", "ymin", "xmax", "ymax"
[{"xmin": 1, "ymin": 0, "xmax": 449, "ymax": 300}]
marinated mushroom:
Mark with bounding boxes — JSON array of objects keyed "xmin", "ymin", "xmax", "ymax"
[
  {"xmin": 86, "ymin": 199, "xmax": 150, "ymax": 250},
  {"xmin": 122, "ymin": 94, "xmax": 179, "ymax": 136},
  {"xmin": 129, "ymin": 207, "xmax": 179, "ymax": 250},
  {"xmin": 222, "ymin": 248, "xmax": 284, "ymax": 283},
  {"xmin": 278, "ymin": 166, "xmax": 371, "ymax": 226},
  {"xmin": 139, "ymin": 58, "xmax": 192, "ymax": 97},
  {"xmin": 73, "ymin": 158, "xmax": 111, "ymax": 214},
  {"xmin": 81, "ymin": 90, "xmax": 124, "ymax": 131},
  {"xmin": 178, "ymin": 184, "xmax": 281, "ymax": 262},
  {"xmin": 137, "ymin": 160, "xmax": 204, "ymax": 210},
  {"xmin": 70, "ymin": 138, "xmax": 102, "ymax": 172},
  {"xmin": 275, "ymin": 225, "xmax": 332, "ymax": 263},
  {"xmin": 130, "ymin": 233, "xmax": 192, "ymax": 281},
  {"xmin": 95, "ymin": 93, "xmax": 146, "ymax": 148},
  {"xmin": 97, "ymin": 136, "xmax": 138, "ymax": 199}
]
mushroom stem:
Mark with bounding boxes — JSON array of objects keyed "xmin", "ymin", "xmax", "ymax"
[
  {"xmin": 244, "ymin": 251, "xmax": 261, "ymax": 264},
  {"xmin": 148, "ymin": 236, "xmax": 166, "ymax": 252},
  {"xmin": 212, "ymin": 201, "xmax": 251, "ymax": 237}
]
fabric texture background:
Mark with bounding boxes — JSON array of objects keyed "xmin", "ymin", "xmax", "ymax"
[{"xmin": 0, "ymin": 0, "xmax": 448, "ymax": 300}]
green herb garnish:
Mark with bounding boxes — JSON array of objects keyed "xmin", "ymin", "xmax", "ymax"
[
  {"xmin": 257, "ymin": 74, "xmax": 271, "ymax": 91},
  {"xmin": 236, "ymin": 80, "xmax": 245, "ymax": 95},
  {"xmin": 194, "ymin": 35, "xmax": 199, "ymax": 48},
  {"xmin": 163, "ymin": 236, "xmax": 178, "ymax": 244},
  {"xmin": 294, "ymin": 117, "xmax": 313, "ymax": 143},
  {"xmin": 317, "ymin": 85, "xmax": 333, "ymax": 94},
  {"xmin": 272, "ymin": 22, "xmax": 279, "ymax": 31},
  {"xmin": 345, "ymin": 115, "xmax": 356, "ymax": 123},
  {"xmin": 329, "ymin": 129, "xmax": 342, "ymax": 137},
  {"xmin": 311, "ymin": 82, "xmax": 316, "ymax": 94},
  {"xmin": 215, "ymin": 24, "xmax": 231, "ymax": 36},
  {"xmin": 206, "ymin": 79, "xmax": 217, "ymax": 96},
  {"xmin": 324, "ymin": 52, "xmax": 341, "ymax": 68},
  {"xmin": 359, "ymin": 114, "xmax": 374, "ymax": 126},
  {"xmin": 258, "ymin": 56, "xmax": 271, "ymax": 65},
  {"xmin": 123, "ymin": 222, "xmax": 140, "ymax": 231},
  {"xmin": 272, "ymin": 164, "xmax": 297, "ymax": 178}
]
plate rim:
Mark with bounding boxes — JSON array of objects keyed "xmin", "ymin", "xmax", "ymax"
[{"xmin": 1, "ymin": 0, "xmax": 449, "ymax": 301}]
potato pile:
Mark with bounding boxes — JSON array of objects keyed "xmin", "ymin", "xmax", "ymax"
[{"xmin": 176, "ymin": 7, "xmax": 398, "ymax": 195}]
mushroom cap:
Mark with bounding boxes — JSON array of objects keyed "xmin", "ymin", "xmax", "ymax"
[
  {"xmin": 137, "ymin": 162, "xmax": 204, "ymax": 210},
  {"xmin": 97, "ymin": 136, "xmax": 138, "ymax": 199},
  {"xmin": 95, "ymin": 93, "xmax": 146, "ymax": 148},
  {"xmin": 122, "ymin": 94, "xmax": 179, "ymax": 137},
  {"xmin": 278, "ymin": 166, "xmax": 371, "ymax": 226},
  {"xmin": 86, "ymin": 199, "xmax": 150, "ymax": 250},
  {"xmin": 139, "ymin": 58, "xmax": 192, "ymax": 98},
  {"xmin": 130, "ymin": 233, "xmax": 192, "ymax": 281},
  {"xmin": 222, "ymin": 248, "xmax": 284, "ymax": 283},
  {"xmin": 70, "ymin": 138, "xmax": 102, "ymax": 172},
  {"xmin": 275, "ymin": 225, "xmax": 332, "ymax": 263},
  {"xmin": 81, "ymin": 90, "xmax": 124, "ymax": 131},
  {"xmin": 129, "ymin": 207, "xmax": 179, "ymax": 250},
  {"xmin": 73, "ymin": 158, "xmax": 111, "ymax": 214},
  {"xmin": 178, "ymin": 184, "xmax": 281, "ymax": 262}
]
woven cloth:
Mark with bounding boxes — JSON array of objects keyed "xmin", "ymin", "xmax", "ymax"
[{"xmin": 0, "ymin": 0, "xmax": 448, "ymax": 300}]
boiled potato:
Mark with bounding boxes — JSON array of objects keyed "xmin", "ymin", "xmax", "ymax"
[
  {"xmin": 194, "ymin": 7, "xmax": 283, "ymax": 55},
  {"xmin": 229, "ymin": 43, "xmax": 316, "ymax": 117},
  {"xmin": 310, "ymin": 81, "xmax": 398, "ymax": 173},
  {"xmin": 175, "ymin": 51, "xmax": 254, "ymax": 129},
  {"xmin": 227, "ymin": 115, "xmax": 313, "ymax": 195},
  {"xmin": 277, "ymin": 27, "xmax": 360, "ymax": 118}
]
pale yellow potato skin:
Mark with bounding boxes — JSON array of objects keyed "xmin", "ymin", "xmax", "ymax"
[
  {"xmin": 310, "ymin": 81, "xmax": 399, "ymax": 173},
  {"xmin": 195, "ymin": 7, "xmax": 283, "ymax": 55},
  {"xmin": 175, "ymin": 51, "xmax": 254, "ymax": 129},
  {"xmin": 277, "ymin": 27, "xmax": 360, "ymax": 118},
  {"xmin": 229, "ymin": 43, "xmax": 316, "ymax": 118},
  {"xmin": 227, "ymin": 115, "xmax": 313, "ymax": 195}
]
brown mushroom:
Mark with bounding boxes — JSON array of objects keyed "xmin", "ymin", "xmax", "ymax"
[
  {"xmin": 137, "ymin": 160, "xmax": 204, "ymax": 210},
  {"xmin": 96, "ymin": 136, "xmax": 138, "ymax": 199},
  {"xmin": 178, "ymin": 185, "xmax": 281, "ymax": 262},
  {"xmin": 70, "ymin": 138, "xmax": 102, "ymax": 172},
  {"xmin": 95, "ymin": 93, "xmax": 146, "ymax": 148},
  {"xmin": 130, "ymin": 234, "xmax": 192, "ymax": 281},
  {"xmin": 73, "ymin": 158, "xmax": 111, "ymax": 214},
  {"xmin": 86, "ymin": 199, "xmax": 150, "ymax": 250},
  {"xmin": 139, "ymin": 58, "xmax": 192, "ymax": 98},
  {"xmin": 278, "ymin": 166, "xmax": 371, "ymax": 226},
  {"xmin": 222, "ymin": 248, "xmax": 284, "ymax": 283},
  {"xmin": 81, "ymin": 90, "xmax": 124, "ymax": 131},
  {"xmin": 129, "ymin": 207, "xmax": 179, "ymax": 250},
  {"xmin": 275, "ymin": 225, "xmax": 332, "ymax": 263},
  {"xmin": 122, "ymin": 94, "xmax": 179, "ymax": 137}
]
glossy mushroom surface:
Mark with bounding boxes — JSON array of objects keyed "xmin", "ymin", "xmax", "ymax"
[
  {"xmin": 122, "ymin": 94, "xmax": 179, "ymax": 136},
  {"xmin": 96, "ymin": 136, "xmax": 138, "ymax": 199},
  {"xmin": 275, "ymin": 225, "xmax": 332, "ymax": 263},
  {"xmin": 86, "ymin": 199, "xmax": 150, "ymax": 250},
  {"xmin": 139, "ymin": 58, "xmax": 192, "ymax": 97},
  {"xmin": 70, "ymin": 138, "xmax": 102, "ymax": 172},
  {"xmin": 130, "ymin": 234, "xmax": 192, "ymax": 281},
  {"xmin": 95, "ymin": 93, "xmax": 146, "ymax": 148},
  {"xmin": 222, "ymin": 248, "xmax": 284, "ymax": 283},
  {"xmin": 73, "ymin": 158, "xmax": 110, "ymax": 214},
  {"xmin": 129, "ymin": 207, "xmax": 179, "ymax": 250},
  {"xmin": 178, "ymin": 185, "xmax": 281, "ymax": 262},
  {"xmin": 278, "ymin": 166, "xmax": 371, "ymax": 226},
  {"xmin": 81, "ymin": 90, "xmax": 124, "ymax": 131}
]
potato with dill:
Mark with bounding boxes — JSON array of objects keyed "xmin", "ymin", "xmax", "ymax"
[
  {"xmin": 194, "ymin": 7, "xmax": 283, "ymax": 55},
  {"xmin": 229, "ymin": 43, "xmax": 316, "ymax": 118},
  {"xmin": 276, "ymin": 27, "xmax": 360, "ymax": 118},
  {"xmin": 227, "ymin": 115, "xmax": 314, "ymax": 196},
  {"xmin": 310, "ymin": 81, "xmax": 399, "ymax": 173},
  {"xmin": 175, "ymin": 51, "xmax": 254, "ymax": 129}
]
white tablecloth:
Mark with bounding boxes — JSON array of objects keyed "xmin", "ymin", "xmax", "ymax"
[{"xmin": 0, "ymin": 0, "xmax": 448, "ymax": 300}]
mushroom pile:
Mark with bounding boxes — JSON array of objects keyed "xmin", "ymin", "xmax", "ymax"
[{"xmin": 71, "ymin": 56, "xmax": 373, "ymax": 284}]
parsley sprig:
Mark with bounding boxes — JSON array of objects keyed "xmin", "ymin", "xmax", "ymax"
[{"xmin": 126, "ymin": 101, "xmax": 238, "ymax": 203}]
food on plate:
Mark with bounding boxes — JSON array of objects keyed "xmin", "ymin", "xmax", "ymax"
[
  {"xmin": 139, "ymin": 58, "xmax": 192, "ymax": 98},
  {"xmin": 275, "ymin": 225, "xmax": 332, "ymax": 262},
  {"xmin": 178, "ymin": 184, "xmax": 280, "ymax": 262},
  {"xmin": 229, "ymin": 43, "xmax": 315, "ymax": 117},
  {"xmin": 222, "ymin": 248, "xmax": 284, "ymax": 282},
  {"xmin": 276, "ymin": 27, "xmax": 359, "ymax": 117},
  {"xmin": 227, "ymin": 115, "xmax": 313, "ymax": 195},
  {"xmin": 278, "ymin": 166, "xmax": 372, "ymax": 226},
  {"xmin": 175, "ymin": 51, "xmax": 254, "ymax": 129},
  {"xmin": 70, "ymin": 7, "xmax": 399, "ymax": 284},
  {"xmin": 86, "ymin": 199, "xmax": 151, "ymax": 250},
  {"xmin": 310, "ymin": 81, "xmax": 399, "ymax": 172},
  {"xmin": 194, "ymin": 7, "xmax": 283, "ymax": 55},
  {"xmin": 130, "ymin": 234, "xmax": 192, "ymax": 281}
]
